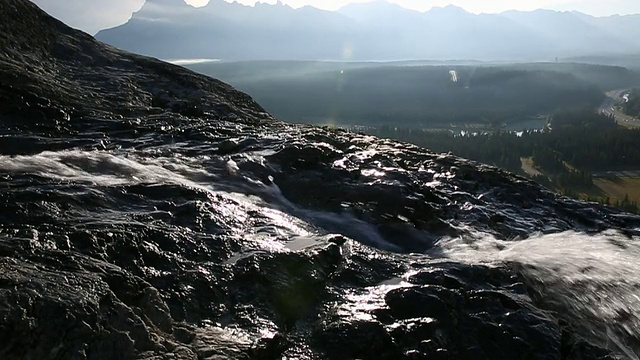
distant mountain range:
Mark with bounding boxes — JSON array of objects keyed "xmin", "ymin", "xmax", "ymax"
[{"xmin": 95, "ymin": 0, "xmax": 640, "ymax": 61}]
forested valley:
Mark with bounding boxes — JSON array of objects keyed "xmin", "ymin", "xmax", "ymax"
[
  {"xmin": 360, "ymin": 109, "xmax": 640, "ymax": 213},
  {"xmin": 189, "ymin": 60, "xmax": 640, "ymax": 213},
  {"xmin": 189, "ymin": 61, "xmax": 639, "ymax": 128}
]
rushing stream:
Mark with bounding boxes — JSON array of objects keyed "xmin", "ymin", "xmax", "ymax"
[
  {"xmin": 3, "ymin": 147, "xmax": 640, "ymax": 357},
  {"xmin": 437, "ymin": 231, "xmax": 640, "ymax": 358},
  {"xmin": 2, "ymin": 1, "xmax": 640, "ymax": 356}
]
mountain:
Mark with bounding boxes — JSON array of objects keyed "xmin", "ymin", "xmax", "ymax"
[
  {"xmin": 3, "ymin": 0, "xmax": 640, "ymax": 358},
  {"xmin": 583, "ymin": 13, "xmax": 640, "ymax": 46},
  {"xmin": 501, "ymin": 10, "xmax": 631, "ymax": 55},
  {"xmin": 96, "ymin": 0, "xmax": 355, "ymax": 60},
  {"xmin": 95, "ymin": 0, "xmax": 640, "ymax": 61}
]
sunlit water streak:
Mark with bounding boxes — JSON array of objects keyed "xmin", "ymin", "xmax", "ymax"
[
  {"xmin": 2, "ymin": 149, "xmax": 640, "ymax": 357},
  {"xmin": 0, "ymin": 150, "xmax": 398, "ymax": 251},
  {"xmin": 167, "ymin": 58, "xmax": 220, "ymax": 65}
]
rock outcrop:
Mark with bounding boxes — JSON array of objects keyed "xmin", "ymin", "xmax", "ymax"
[{"xmin": 1, "ymin": 1, "xmax": 639, "ymax": 359}]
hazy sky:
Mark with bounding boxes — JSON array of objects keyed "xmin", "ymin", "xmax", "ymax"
[{"xmin": 31, "ymin": 0, "xmax": 640, "ymax": 35}]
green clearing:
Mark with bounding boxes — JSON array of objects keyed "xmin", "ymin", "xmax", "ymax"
[{"xmin": 593, "ymin": 176, "xmax": 640, "ymax": 204}]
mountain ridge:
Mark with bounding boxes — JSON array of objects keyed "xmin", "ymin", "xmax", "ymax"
[{"xmin": 96, "ymin": 0, "xmax": 640, "ymax": 61}]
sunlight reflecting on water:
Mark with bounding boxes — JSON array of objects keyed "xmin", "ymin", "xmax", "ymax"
[{"xmin": 167, "ymin": 58, "xmax": 220, "ymax": 65}]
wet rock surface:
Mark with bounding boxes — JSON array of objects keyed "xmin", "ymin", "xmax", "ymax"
[{"xmin": 1, "ymin": 1, "xmax": 639, "ymax": 359}]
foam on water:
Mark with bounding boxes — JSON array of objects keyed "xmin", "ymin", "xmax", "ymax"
[
  {"xmin": 4, "ymin": 150, "xmax": 640, "ymax": 356},
  {"xmin": 436, "ymin": 231, "xmax": 640, "ymax": 358},
  {"xmin": 0, "ymin": 150, "xmax": 400, "ymax": 251},
  {"xmin": 0, "ymin": 150, "xmax": 214, "ymax": 188}
]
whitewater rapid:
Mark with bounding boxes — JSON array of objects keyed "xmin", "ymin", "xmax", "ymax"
[
  {"xmin": 437, "ymin": 232, "xmax": 640, "ymax": 358},
  {"xmin": 2, "ymin": 149, "xmax": 639, "ymax": 357},
  {"xmin": 0, "ymin": 150, "xmax": 401, "ymax": 251}
]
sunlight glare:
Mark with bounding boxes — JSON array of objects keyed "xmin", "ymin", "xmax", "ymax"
[{"xmin": 185, "ymin": 0, "xmax": 209, "ymax": 7}]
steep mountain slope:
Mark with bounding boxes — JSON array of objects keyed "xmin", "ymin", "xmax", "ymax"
[
  {"xmin": 95, "ymin": 0, "xmax": 640, "ymax": 61},
  {"xmin": 2, "ymin": 0, "xmax": 640, "ymax": 359},
  {"xmin": 0, "ymin": 0, "xmax": 268, "ymax": 141}
]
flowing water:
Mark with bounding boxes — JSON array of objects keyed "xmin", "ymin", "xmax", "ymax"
[
  {"xmin": 436, "ymin": 231, "xmax": 640, "ymax": 358},
  {"xmin": 6, "ymin": 1, "xmax": 640, "ymax": 355},
  {"xmin": 3, "ymin": 147, "xmax": 640, "ymax": 357},
  {"xmin": 0, "ymin": 148, "xmax": 405, "ymax": 252}
]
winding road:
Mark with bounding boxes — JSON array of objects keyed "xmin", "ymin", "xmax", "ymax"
[{"xmin": 599, "ymin": 89, "xmax": 640, "ymax": 128}]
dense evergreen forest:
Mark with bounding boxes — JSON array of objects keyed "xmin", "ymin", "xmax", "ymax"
[
  {"xmin": 506, "ymin": 63, "xmax": 640, "ymax": 91},
  {"xmin": 189, "ymin": 61, "xmax": 640, "ymax": 128},
  {"xmin": 358, "ymin": 109, "xmax": 640, "ymax": 213}
]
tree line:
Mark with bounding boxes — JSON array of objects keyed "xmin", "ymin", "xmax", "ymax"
[{"xmin": 353, "ymin": 109, "xmax": 640, "ymax": 213}]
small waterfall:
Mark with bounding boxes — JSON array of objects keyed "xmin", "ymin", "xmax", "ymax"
[{"xmin": 436, "ymin": 231, "xmax": 640, "ymax": 358}]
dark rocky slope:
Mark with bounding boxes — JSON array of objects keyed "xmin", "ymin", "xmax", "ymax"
[{"xmin": 1, "ymin": 1, "xmax": 639, "ymax": 359}]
